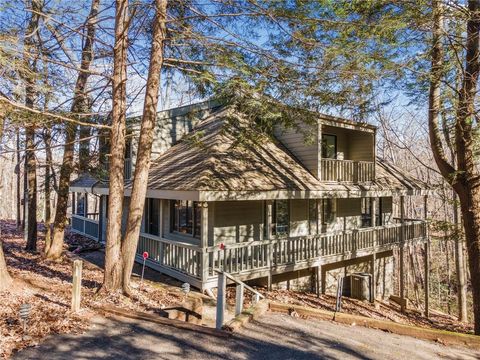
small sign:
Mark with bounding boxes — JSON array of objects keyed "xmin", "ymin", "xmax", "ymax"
[
  {"xmin": 219, "ymin": 243, "xmax": 225, "ymax": 250},
  {"xmin": 143, "ymin": 251, "xmax": 149, "ymax": 259}
]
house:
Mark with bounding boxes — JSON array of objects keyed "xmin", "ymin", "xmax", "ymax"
[{"xmin": 69, "ymin": 100, "xmax": 429, "ymax": 300}]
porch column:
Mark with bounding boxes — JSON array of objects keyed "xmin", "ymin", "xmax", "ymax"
[
  {"xmin": 316, "ymin": 265, "xmax": 322, "ymax": 297},
  {"xmin": 266, "ymin": 200, "xmax": 273, "ymax": 290},
  {"xmin": 200, "ymin": 202, "xmax": 209, "ymax": 287},
  {"xmin": 370, "ymin": 198, "xmax": 377, "ymax": 302},
  {"xmin": 98, "ymin": 196, "xmax": 104, "ymax": 242},
  {"xmin": 400, "ymin": 195, "xmax": 406, "ymax": 312},
  {"xmin": 159, "ymin": 199, "xmax": 164, "ymax": 238},
  {"xmin": 424, "ymin": 194, "xmax": 430, "ymax": 318}
]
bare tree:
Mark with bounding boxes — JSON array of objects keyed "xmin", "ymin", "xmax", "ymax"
[
  {"xmin": 46, "ymin": 0, "xmax": 101, "ymax": 259},
  {"xmin": 121, "ymin": 0, "xmax": 167, "ymax": 294},
  {"xmin": 102, "ymin": 0, "xmax": 129, "ymax": 292}
]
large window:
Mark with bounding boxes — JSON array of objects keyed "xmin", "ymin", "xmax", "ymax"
[
  {"xmin": 273, "ymin": 200, "xmax": 289, "ymax": 235},
  {"xmin": 322, "ymin": 198, "xmax": 335, "ymax": 225},
  {"xmin": 144, "ymin": 198, "xmax": 160, "ymax": 236},
  {"xmin": 308, "ymin": 199, "xmax": 318, "ymax": 235},
  {"xmin": 322, "ymin": 134, "xmax": 337, "ymax": 159},
  {"xmin": 171, "ymin": 200, "xmax": 201, "ymax": 238}
]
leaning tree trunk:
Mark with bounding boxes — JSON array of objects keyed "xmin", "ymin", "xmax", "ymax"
[
  {"xmin": 121, "ymin": 0, "xmax": 167, "ymax": 294},
  {"xmin": 46, "ymin": 0, "xmax": 100, "ymax": 260},
  {"xmin": 102, "ymin": 0, "xmax": 129, "ymax": 293}
]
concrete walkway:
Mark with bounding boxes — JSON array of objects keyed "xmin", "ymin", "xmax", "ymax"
[{"xmin": 15, "ymin": 313, "xmax": 479, "ymax": 360}]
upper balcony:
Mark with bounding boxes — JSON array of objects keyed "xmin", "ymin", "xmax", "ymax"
[
  {"xmin": 320, "ymin": 123, "xmax": 375, "ymax": 183},
  {"xmin": 274, "ymin": 116, "xmax": 376, "ymax": 184}
]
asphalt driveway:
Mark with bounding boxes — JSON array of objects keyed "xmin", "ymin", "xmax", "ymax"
[{"xmin": 15, "ymin": 313, "xmax": 479, "ymax": 360}]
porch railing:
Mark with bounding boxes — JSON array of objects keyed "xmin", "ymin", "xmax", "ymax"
[
  {"xmin": 135, "ymin": 221, "xmax": 427, "ymax": 283},
  {"xmin": 207, "ymin": 221, "xmax": 426, "ymax": 277},
  {"xmin": 136, "ymin": 233, "xmax": 202, "ymax": 279},
  {"xmin": 71, "ymin": 214, "xmax": 99, "ymax": 240},
  {"xmin": 321, "ymin": 159, "xmax": 375, "ymax": 183}
]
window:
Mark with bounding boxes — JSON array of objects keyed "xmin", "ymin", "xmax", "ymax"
[
  {"xmin": 361, "ymin": 198, "xmax": 372, "ymax": 228},
  {"xmin": 322, "ymin": 198, "xmax": 335, "ymax": 225},
  {"xmin": 76, "ymin": 193, "xmax": 86, "ymax": 217},
  {"xmin": 376, "ymin": 198, "xmax": 382, "ymax": 226},
  {"xmin": 273, "ymin": 200, "xmax": 289, "ymax": 235},
  {"xmin": 322, "ymin": 134, "xmax": 337, "ymax": 159},
  {"xmin": 308, "ymin": 199, "xmax": 318, "ymax": 235},
  {"xmin": 171, "ymin": 200, "xmax": 201, "ymax": 238},
  {"xmin": 144, "ymin": 198, "xmax": 160, "ymax": 236}
]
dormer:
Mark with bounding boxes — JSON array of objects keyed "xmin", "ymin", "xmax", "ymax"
[{"xmin": 274, "ymin": 115, "xmax": 376, "ymax": 183}]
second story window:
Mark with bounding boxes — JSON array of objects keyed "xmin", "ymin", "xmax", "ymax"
[
  {"xmin": 322, "ymin": 134, "xmax": 337, "ymax": 159},
  {"xmin": 171, "ymin": 200, "xmax": 200, "ymax": 238}
]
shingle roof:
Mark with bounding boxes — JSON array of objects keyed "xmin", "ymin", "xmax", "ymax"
[{"xmin": 143, "ymin": 108, "xmax": 429, "ymax": 194}]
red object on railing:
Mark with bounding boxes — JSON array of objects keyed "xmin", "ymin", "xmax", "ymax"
[
  {"xmin": 143, "ymin": 251, "xmax": 149, "ymax": 259},
  {"xmin": 219, "ymin": 243, "xmax": 225, "ymax": 250}
]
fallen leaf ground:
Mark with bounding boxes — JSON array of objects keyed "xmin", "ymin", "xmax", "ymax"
[{"xmin": 0, "ymin": 221, "xmax": 182, "ymax": 359}]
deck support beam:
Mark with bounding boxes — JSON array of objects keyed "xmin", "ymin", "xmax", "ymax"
[
  {"xmin": 424, "ymin": 194, "xmax": 430, "ymax": 318},
  {"xmin": 399, "ymin": 195, "xmax": 406, "ymax": 313},
  {"xmin": 316, "ymin": 265, "xmax": 322, "ymax": 297}
]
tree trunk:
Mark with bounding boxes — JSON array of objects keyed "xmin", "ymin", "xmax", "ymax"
[
  {"xmin": 102, "ymin": 0, "xmax": 129, "ymax": 293},
  {"xmin": 121, "ymin": 0, "xmax": 167, "ymax": 294},
  {"xmin": 453, "ymin": 191, "xmax": 469, "ymax": 322},
  {"xmin": 78, "ymin": 125, "xmax": 91, "ymax": 173},
  {"xmin": 23, "ymin": 0, "xmax": 42, "ymax": 252},
  {"xmin": 458, "ymin": 186, "xmax": 480, "ymax": 333},
  {"xmin": 15, "ymin": 128, "xmax": 21, "ymax": 229},
  {"xmin": 46, "ymin": 0, "xmax": 100, "ymax": 260},
  {"xmin": 43, "ymin": 129, "xmax": 53, "ymax": 254},
  {"xmin": 24, "ymin": 126, "xmax": 37, "ymax": 251}
]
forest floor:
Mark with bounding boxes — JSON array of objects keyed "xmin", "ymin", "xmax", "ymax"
[{"xmin": 0, "ymin": 221, "xmax": 184, "ymax": 359}]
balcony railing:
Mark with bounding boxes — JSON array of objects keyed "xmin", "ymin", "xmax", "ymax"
[{"xmin": 321, "ymin": 159, "xmax": 375, "ymax": 183}]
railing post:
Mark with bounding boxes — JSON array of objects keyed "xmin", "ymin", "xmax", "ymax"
[
  {"xmin": 200, "ymin": 202, "xmax": 209, "ymax": 283},
  {"xmin": 216, "ymin": 271, "xmax": 226, "ymax": 330},
  {"xmin": 266, "ymin": 200, "xmax": 273, "ymax": 290},
  {"xmin": 235, "ymin": 282, "xmax": 244, "ymax": 316}
]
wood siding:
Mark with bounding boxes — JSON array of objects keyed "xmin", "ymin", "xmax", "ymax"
[
  {"xmin": 213, "ymin": 201, "xmax": 264, "ymax": 244},
  {"xmin": 274, "ymin": 123, "xmax": 319, "ymax": 177}
]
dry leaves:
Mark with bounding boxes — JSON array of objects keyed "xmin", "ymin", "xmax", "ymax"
[{"xmin": 0, "ymin": 221, "xmax": 183, "ymax": 359}]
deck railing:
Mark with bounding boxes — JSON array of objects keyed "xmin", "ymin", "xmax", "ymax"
[
  {"xmin": 71, "ymin": 214, "xmax": 99, "ymax": 240},
  {"xmin": 136, "ymin": 233, "xmax": 202, "ymax": 279},
  {"xmin": 207, "ymin": 221, "xmax": 426, "ymax": 277},
  {"xmin": 135, "ymin": 221, "xmax": 427, "ymax": 283},
  {"xmin": 321, "ymin": 159, "xmax": 375, "ymax": 183}
]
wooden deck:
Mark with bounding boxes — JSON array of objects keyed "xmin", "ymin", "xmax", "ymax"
[{"xmin": 134, "ymin": 221, "xmax": 427, "ymax": 290}]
